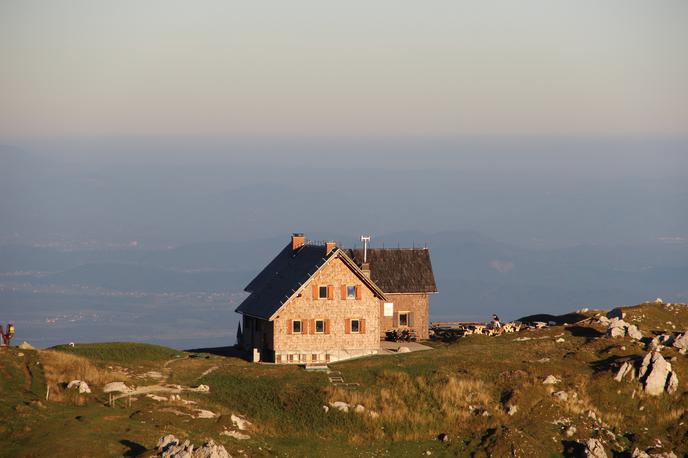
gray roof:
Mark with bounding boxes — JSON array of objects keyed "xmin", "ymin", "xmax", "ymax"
[
  {"xmin": 236, "ymin": 244, "xmax": 386, "ymax": 320},
  {"xmin": 346, "ymin": 248, "xmax": 437, "ymax": 293}
]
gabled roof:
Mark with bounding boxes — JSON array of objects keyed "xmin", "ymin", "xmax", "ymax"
[
  {"xmin": 236, "ymin": 244, "xmax": 386, "ymax": 320},
  {"xmin": 346, "ymin": 248, "xmax": 437, "ymax": 294}
]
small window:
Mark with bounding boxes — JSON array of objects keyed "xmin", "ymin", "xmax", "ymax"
[
  {"xmin": 351, "ymin": 319, "xmax": 360, "ymax": 333},
  {"xmin": 315, "ymin": 319, "xmax": 325, "ymax": 333},
  {"xmin": 292, "ymin": 320, "xmax": 302, "ymax": 333},
  {"xmin": 288, "ymin": 354, "xmax": 294, "ymax": 362},
  {"xmin": 311, "ymin": 354, "xmax": 318, "ymax": 362},
  {"xmin": 318, "ymin": 286, "xmax": 328, "ymax": 299},
  {"xmin": 399, "ymin": 313, "xmax": 409, "ymax": 327},
  {"xmin": 346, "ymin": 285, "xmax": 356, "ymax": 299}
]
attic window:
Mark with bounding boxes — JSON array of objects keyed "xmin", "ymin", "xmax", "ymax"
[
  {"xmin": 346, "ymin": 285, "xmax": 356, "ymax": 299},
  {"xmin": 318, "ymin": 286, "xmax": 328, "ymax": 299}
]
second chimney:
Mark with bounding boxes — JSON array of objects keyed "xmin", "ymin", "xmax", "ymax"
[
  {"xmin": 292, "ymin": 233, "xmax": 306, "ymax": 251},
  {"xmin": 325, "ymin": 241, "xmax": 337, "ymax": 255}
]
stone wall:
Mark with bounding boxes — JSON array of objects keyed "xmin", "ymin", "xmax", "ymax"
[
  {"xmin": 379, "ymin": 293, "xmax": 430, "ymax": 340},
  {"xmin": 272, "ymin": 253, "xmax": 381, "ymax": 363}
]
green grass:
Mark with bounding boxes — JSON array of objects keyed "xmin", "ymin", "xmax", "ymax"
[{"xmin": 50, "ymin": 342, "xmax": 181, "ymax": 362}]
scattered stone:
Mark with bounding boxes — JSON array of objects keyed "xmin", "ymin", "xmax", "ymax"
[
  {"xmin": 437, "ymin": 432, "xmax": 449, "ymax": 442},
  {"xmin": 397, "ymin": 346, "xmax": 411, "ymax": 353},
  {"xmin": 565, "ymin": 425, "xmax": 576, "ymax": 437},
  {"xmin": 655, "ymin": 298, "xmax": 664, "ymax": 304},
  {"xmin": 195, "ymin": 409, "xmax": 216, "ymax": 419},
  {"xmin": 67, "ymin": 380, "xmax": 91, "ymax": 394},
  {"xmin": 369, "ymin": 410, "xmax": 380, "ymax": 419},
  {"xmin": 614, "ymin": 361, "xmax": 635, "ymax": 382},
  {"xmin": 507, "ymin": 405, "xmax": 518, "ymax": 416},
  {"xmin": 543, "ymin": 375, "xmax": 560, "ymax": 385},
  {"xmin": 231, "ymin": 414, "xmax": 252, "ymax": 430},
  {"xmin": 626, "ymin": 325, "xmax": 643, "ymax": 340},
  {"xmin": 221, "ymin": 430, "xmax": 250, "ymax": 440},
  {"xmin": 192, "ymin": 384, "xmax": 210, "ymax": 392},
  {"xmin": 533, "ymin": 322, "xmax": 547, "ymax": 329},
  {"xmin": 552, "ymin": 391, "xmax": 568, "ymax": 401},
  {"xmin": 146, "ymin": 394, "xmax": 168, "ymax": 402},
  {"xmin": 514, "ymin": 337, "xmax": 531, "ymax": 341},
  {"xmin": 18, "ymin": 341, "xmax": 35, "ymax": 350},
  {"xmin": 597, "ymin": 316, "xmax": 610, "ymax": 326},
  {"xmin": 536, "ymin": 358, "xmax": 550, "ymax": 363},
  {"xmin": 556, "ymin": 338, "xmax": 566, "ymax": 343},
  {"xmin": 354, "ymin": 404, "xmax": 365, "ymax": 414},
  {"xmin": 103, "ymin": 382, "xmax": 132, "ymax": 393},
  {"xmin": 322, "ymin": 405, "xmax": 329, "ymax": 413},
  {"xmin": 584, "ymin": 438, "xmax": 608, "ymax": 458},
  {"xmin": 329, "ymin": 401, "xmax": 350, "ymax": 412}
]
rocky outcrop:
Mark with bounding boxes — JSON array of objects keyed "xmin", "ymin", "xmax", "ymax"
[
  {"xmin": 639, "ymin": 351, "xmax": 678, "ymax": 396},
  {"xmin": 156, "ymin": 435, "xmax": 231, "ymax": 458},
  {"xmin": 672, "ymin": 331, "xmax": 688, "ymax": 353},
  {"xmin": 606, "ymin": 318, "xmax": 642, "ymax": 340},
  {"xmin": 543, "ymin": 375, "xmax": 560, "ymax": 385},
  {"xmin": 583, "ymin": 438, "xmax": 607, "ymax": 458},
  {"xmin": 632, "ymin": 448, "xmax": 678, "ymax": 458}
]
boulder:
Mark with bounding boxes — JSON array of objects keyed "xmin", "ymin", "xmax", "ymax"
[
  {"xmin": 103, "ymin": 382, "xmax": 132, "ymax": 393},
  {"xmin": 507, "ymin": 405, "xmax": 518, "ymax": 416},
  {"xmin": 354, "ymin": 404, "xmax": 365, "ymax": 413},
  {"xmin": 543, "ymin": 375, "xmax": 560, "ymax": 385},
  {"xmin": 626, "ymin": 324, "xmax": 643, "ymax": 340},
  {"xmin": 67, "ymin": 380, "xmax": 91, "ymax": 394},
  {"xmin": 155, "ymin": 436, "xmax": 230, "ymax": 458},
  {"xmin": 329, "ymin": 401, "xmax": 350, "ymax": 412},
  {"xmin": 552, "ymin": 391, "xmax": 568, "ymax": 401},
  {"xmin": 597, "ymin": 316, "xmax": 610, "ymax": 326},
  {"xmin": 194, "ymin": 409, "xmax": 216, "ymax": 419},
  {"xmin": 156, "ymin": 434, "xmax": 179, "ymax": 452},
  {"xmin": 397, "ymin": 346, "xmax": 411, "ymax": 353},
  {"xmin": 614, "ymin": 361, "xmax": 635, "ymax": 382},
  {"xmin": 230, "ymin": 414, "xmax": 252, "ymax": 431},
  {"xmin": 639, "ymin": 351, "xmax": 678, "ymax": 396},
  {"xmin": 584, "ymin": 438, "xmax": 608, "ymax": 458},
  {"xmin": 192, "ymin": 384, "xmax": 210, "ymax": 392},
  {"xmin": 672, "ymin": 332, "xmax": 688, "ymax": 350}
]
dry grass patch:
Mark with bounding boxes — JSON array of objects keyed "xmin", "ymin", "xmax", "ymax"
[{"xmin": 40, "ymin": 350, "xmax": 128, "ymax": 403}]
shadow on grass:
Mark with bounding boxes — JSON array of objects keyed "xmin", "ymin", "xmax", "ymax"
[
  {"xmin": 566, "ymin": 325, "xmax": 604, "ymax": 340},
  {"xmin": 120, "ymin": 439, "xmax": 147, "ymax": 457},
  {"xmin": 589, "ymin": 355, "xmax": 640, "ymax": 374},
  {"xmin": 185, "ymin": 345, "xmax": 247, "ymax": 359}
]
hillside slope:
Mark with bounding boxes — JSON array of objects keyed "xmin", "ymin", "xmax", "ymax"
[{"xmin": 1, "ymin": 302, "xmax": 687, "ymax": 457}]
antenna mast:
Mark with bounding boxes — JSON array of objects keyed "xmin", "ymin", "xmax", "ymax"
[{"xmin": 360, "ymin": 235, "xmax": 371, "ymax": 263}]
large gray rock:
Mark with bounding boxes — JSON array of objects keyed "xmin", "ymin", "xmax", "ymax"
[
  {"xmin": 584, "ymin": 438, "xmax": 608, "ymax": 458},
  {"xmin": 67, "ymin": 380, "xmax": 91, "ymax": 394},
  {"xmin": 626, "ymin": 324, "xmax": 643, "ymax": 340},
  {"xmin": 606, "ymin": 318, "xmax": 642, "ymax": 340},
  {"xmin": 673, "ymin": 332, "xmax": 688, "ymax": 350},
  {"xmin": 639, "ymin": 351, "xmax": 678, "ymax": 396}
]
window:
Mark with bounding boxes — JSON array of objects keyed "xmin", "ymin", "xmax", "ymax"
[
  {"xmin": 318, "ymin": 285, "xmax": 328, "ymax": 299},
  {"xmin": 315, "ymin": 319, "xmax": 325, "ymax": 333},
  {"xmin": 399, "ymin": 313, "xmax": 409, "ymax": 327},
  {"xmin": 288, "ymin": 354, "xmax": 294, "ymax": 362},
  {"xmin": 292, "ymin": 320, "xmax": 302, "ymax": 333},
  {"xmin": 311, "ymin": 354, "xmax": 318, "ymax": 362},
  {"xmin": 351, "ymin": 319, "xmax": 360, "ymax": 333},
  {"xmin": 346, "ymin": 285, "xmax": 356, "ymax": 299}
]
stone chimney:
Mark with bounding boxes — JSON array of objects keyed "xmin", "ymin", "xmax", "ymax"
[
  {"xmin": 361, "ymin": 262, "xmax": 371, "ymax": 278},
  {"xmin": 292, "ymin": 233, "xmax": 305, "ymax": 251},
  {"xmin": 325, "ymin": 241, "xmax": 337, "ymax": 255}
]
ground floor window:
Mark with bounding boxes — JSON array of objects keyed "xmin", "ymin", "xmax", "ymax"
[
  {"xmin": 311, "ymin": 354, "xmax": 318, "ymax": 362},
  {"xmin": 315, "ymin": 319, "xmax": 324, "ymax": 333},
  {"xmin": 399, "ymin": 312, "xmax": 409, "ymax": 326},
  {"xmin": 288, "ymin": 354, "xmax": 294, "ymax": 362}
]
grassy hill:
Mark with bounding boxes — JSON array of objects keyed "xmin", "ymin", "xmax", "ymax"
[{"xmin": 1, "ymin": 302, "xmax": 687, "ymax": 457}]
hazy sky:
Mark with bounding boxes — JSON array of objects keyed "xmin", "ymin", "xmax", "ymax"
[{"xmin": 1, "ymin": 0, "xmax": 687, "ymax": 138}]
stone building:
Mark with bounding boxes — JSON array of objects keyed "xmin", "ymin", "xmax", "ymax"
[{"xmin": 236, "ymin": 234, "xmax": 436, "ymax": 363}]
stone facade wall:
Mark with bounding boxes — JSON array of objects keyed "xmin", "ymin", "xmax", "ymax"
[
  {"xmin": 272, "ymin": 253, "xmax": 380, "ymax": 363},
  {"xmin": 379, "ymin": 293, "xmax": 430, "ymax": 340}
]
